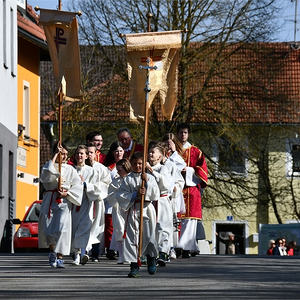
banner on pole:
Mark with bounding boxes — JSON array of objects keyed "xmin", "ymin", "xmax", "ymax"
[
  {"xmin": 39, "ymin": 9, "xmax": 81, "ymax": 100},
  {"xmin": 125, "ymin": 30, "xmax": 181, "ymax": 122}
]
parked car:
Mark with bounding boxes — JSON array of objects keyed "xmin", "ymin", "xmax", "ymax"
[{"xmin": 13, "ymin": 200, "xmax": 42, "ymax": 251}]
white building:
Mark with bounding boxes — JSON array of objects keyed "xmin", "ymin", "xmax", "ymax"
[{"xmin": 0, "ymin": 0, "xmax": 18, "ymax": 252}]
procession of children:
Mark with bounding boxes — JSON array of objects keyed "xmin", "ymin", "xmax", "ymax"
[{"xmin": 38, "ymin": 124, "xmax": 208, "ymax": 278}]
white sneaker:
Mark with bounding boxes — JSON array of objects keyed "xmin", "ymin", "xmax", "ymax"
[
  {"xmin": 169, "ymin": 249, "xmax": 177, "ymax": 260},
  {"xmin": 48, "ymin": 252, "xmax": 57, "ymax": 268},
  {"xmin": 72, "ymin": 253, "xmax": 80, "ymax": 266},
  {"xmin": 81, "ymin": 254, "xmax": 89, "ymax": 265},
  {"xmin": 57, "ymin": 259, "xmax": 65, "ymax": 268}
]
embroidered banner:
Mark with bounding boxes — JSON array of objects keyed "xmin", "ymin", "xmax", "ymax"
[
  {"xmin": 125, "ymin": 31, "xmax": 181, "ymax": 122},
  {"xmin": 39, "ymin": 9, "xmax": 81, "ymax": 100}
]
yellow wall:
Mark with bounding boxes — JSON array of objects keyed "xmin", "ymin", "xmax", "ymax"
[{"xmin": 16, "ymin": 38, "xmax": 40, "ymax": 220}]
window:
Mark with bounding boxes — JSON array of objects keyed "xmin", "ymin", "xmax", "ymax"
[
  {"xmin": 213, "ymin": 135, "xmax": 247, "ymax": 176},
  {"xmin": 23, "ymin": 82, "xmax": 30, "ymax": 137},
  {"xmin": 3, "ymin": 0, "xmax": 7, "ymax": 68},
  {"xmin": 10, "ymin": 7, "xmax": 15, "ymax": 76},
  {"xmin": 286, "ymin": 138, "xmax": 300, "ymax": 177}
]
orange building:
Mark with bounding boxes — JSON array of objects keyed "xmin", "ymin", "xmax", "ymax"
[{"xmin": 16, "ymin": 4, "xmax": 48, "ymax": 219}]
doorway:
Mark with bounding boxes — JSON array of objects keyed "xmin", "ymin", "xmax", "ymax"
[{"xmin": 212, "ymin": 221, "xmax": 249, "ymax": 254}]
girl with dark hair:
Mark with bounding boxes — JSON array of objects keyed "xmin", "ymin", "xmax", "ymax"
[
  {"xmin": 103, "ymin": 141, "xmax": 124, "ymax": 169},
  {"xmin": 103, "ymin": 141, "xmax": 125, "ymax": 259}
]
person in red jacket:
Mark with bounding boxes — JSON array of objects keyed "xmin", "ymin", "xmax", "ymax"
[{"xmin": 266, "ymin": 239, "xmax": 275, "ymax": 255}]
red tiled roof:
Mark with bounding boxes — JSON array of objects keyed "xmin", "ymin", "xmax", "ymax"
[
  {"xmin": 40, "ymin": 42, "xmax": 300, "ymax": 124},
  {"xmin": 17, "ymin": 4, "xmax": 46, "ymax": 42}
]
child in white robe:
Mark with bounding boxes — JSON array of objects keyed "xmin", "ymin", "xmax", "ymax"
[
  {"xmin": 39, "ymin": 143, "xmax": 83, "ymax": 268},
  {"xmin": 147, "ymin": 143, "xmax": 173, "ymax": 266},
  {"xmin": 105, "ymin": 158, "xmax": 131, "ymax": 264},
  {"xmin": 162, "ymin": 134, "xmax": 186, "ymax": 259},
  {"xmin": 71, "ymin": 145, "xmax": 102, "ymax": 265},
  {"xmin": 118, "ymin": 152, "xmax": 160, "ymax": 278},
  {"xmin": 85, "ymin": 144, "xmax": 111, "ymax": 262}
]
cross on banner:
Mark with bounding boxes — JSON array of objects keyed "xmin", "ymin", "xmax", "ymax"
[
  {"xmin": 141, "ymin": 50, "xmax": 161, "ymax": 67},
  {"xmin": 139, "ymin": 57, "xmax": 158, "ymax": 95}
]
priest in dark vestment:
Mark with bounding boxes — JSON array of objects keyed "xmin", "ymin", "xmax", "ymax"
[{"xmin": 117, "ymin": 128, "xmax": 143, "ymax": 160}]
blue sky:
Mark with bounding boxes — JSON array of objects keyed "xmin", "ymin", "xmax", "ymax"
[{"xmin": 27, "ymin": 0, "xmax": 298, "ymax": 42}]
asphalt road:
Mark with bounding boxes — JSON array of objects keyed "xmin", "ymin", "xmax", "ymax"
[{"xmin": 0, "ymin": 253, "xmax": 299, "ymax": 299}]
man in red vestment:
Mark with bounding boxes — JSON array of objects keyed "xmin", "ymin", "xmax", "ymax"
[
  {"xmin": 68, "ymin": 131, "xmax": 106, "ymax": 166},
  {"xmin": 177, "ymin": 123, "xmax": 208, "ymax": 258},
  {"xmin": 117, "ymin": 128, "xmax": 143, "ymax": 159},
  {"xmin": 86, "ymin": 131, "xmax": 106, "ymax": 164}
]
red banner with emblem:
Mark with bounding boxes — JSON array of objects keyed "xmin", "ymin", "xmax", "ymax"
[{"xmin": 39, "ymin": 9, "xmax": 81, "ymax": 100}]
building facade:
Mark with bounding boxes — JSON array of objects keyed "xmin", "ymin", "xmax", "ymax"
[
  {"xmin": 16, "ymin": 4, "xmax": 47, "ymax": 226},
  {"xmin": 0, "ymin": 0, "xmax": 18, "ymax": 252}
]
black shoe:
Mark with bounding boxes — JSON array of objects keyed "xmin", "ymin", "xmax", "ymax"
[
  {"xmin": 128, "ymin": 263, "xmax": 140, "ymax": 278},
  {"xmin": 156, "ymin": 252, "xmax": 167, "ymax": 267},
  {"xmin": 191, "ymin": 250, "xmax": 199, "ymax": 257},
  {"xmin": 106, "ymin": 249, "xmax": 116, "ymax": 260},
  {"xmin": 175, "ymin": 248, "xmax": 182, "ymax": 258},
  {"xmin": 147, "ymin": 255, "xmax": 157, "ymax": 275},
  {"xmin": 182, "ymin": 250, "xmax": 190, "ymax": 258}
]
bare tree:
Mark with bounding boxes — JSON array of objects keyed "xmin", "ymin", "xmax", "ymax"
[{"xmin": 57, "ymin": 0, "xmax": 300, "ymax": 225}]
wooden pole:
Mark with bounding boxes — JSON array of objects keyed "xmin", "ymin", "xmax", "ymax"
[
  {"xmin": 57, "ymin": 0, "xmax": 62, "ymax": 189},
  {"xmin": 57, "ymin": 87, "xmax": 63, "ymax": 189},
  {"xmin": 137, "ymin": 12, "xmax": 153, "ymax": 265}
]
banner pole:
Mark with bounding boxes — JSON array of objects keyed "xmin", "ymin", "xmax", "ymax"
[
  {"xmin": 57, "ymin": 0, "xmax": 62, "ymax": 190},
  {"xmin": 137, "ymin": 12, "xmax": 154, "ymax": 266}
]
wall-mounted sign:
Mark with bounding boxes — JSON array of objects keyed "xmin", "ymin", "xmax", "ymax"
[{"xmin": 17, "ymin": 146, "xmax": 26, "ymax": 167}]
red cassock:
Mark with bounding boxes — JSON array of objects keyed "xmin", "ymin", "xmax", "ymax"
[
  {"xmin": 123, "ymin": 141, "xmax": 144, "ymax": 160},
  {"xmin": 95, "ymin": 150, "xmax": 106, "ymax": 164},
  {"xmin": 181, "ymin": 145, "xmax": 208, "ymax": 220}
]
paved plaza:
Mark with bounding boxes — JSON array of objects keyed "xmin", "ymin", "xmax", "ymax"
[{"xmin": 0, "ymin": 253, "xmax": 299, "ymax": 299}]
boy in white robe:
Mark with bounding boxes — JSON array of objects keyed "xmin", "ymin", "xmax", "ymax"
[
  {"xmin": 105, "ymin": 159, "xmax": 131, "ymax": 264},
  {"xmin": 147, "ymin": 143, "xmax": 173, "ymax": 266},
  {"xmin": 39, "ymin": 143, "xmax": 83, "ymax": 268},
  {"xmin": 71, "ymin": 145, "xmax": 102, "ymax": 265},
  {"xmin": 86, "ymin": 144, "xmax": 111, "ymax": 262},
  {"xmin": 118, "ymin": 152, "xmax": 160, "ymax": 278},
  {"xmin": 161, "ymin": 138, "xmax": 186, "ymax": 259}
]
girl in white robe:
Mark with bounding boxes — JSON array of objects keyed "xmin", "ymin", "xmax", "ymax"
[
  {"xmin": 71, "ymin": 145, "xmax": 102, "ymax": 265},
  {"xmin": 39, "ymin": 143, "xmax": 83, "ymax": 268},
  {"xmin": 103, "ymin": 141, "xmax": 125, "ymax": 259},
  {"xmin": 118, "ymin": 152, "xmax": 160, "ymax": 278},
  {"xmin": 147, "ymin": 143, "xmax": 172, "ymax": 266},
  {"xmin": 105, "ymin": 158, "xmax": 132, "ymax": 264}
]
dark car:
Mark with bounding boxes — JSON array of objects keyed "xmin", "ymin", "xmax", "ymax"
[{"xmin": 13, "ymin": 200, "xmax": 42, "ymax": 251}]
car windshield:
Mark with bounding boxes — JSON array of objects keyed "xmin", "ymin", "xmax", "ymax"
[{"xmin": 24, "ymin": 203, "xmax": 41, "ymax": 222}]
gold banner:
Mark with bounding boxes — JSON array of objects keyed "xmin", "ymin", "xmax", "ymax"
[
  {"xmin": 126, "ymin": 31, "xmax": 181, "ymax": 122},
  {"xmin": 39, "ymin": 9, "xmax": 81, "ymax": 99}
]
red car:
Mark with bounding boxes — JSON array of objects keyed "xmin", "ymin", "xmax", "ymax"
[{"xmin": 13, "ymin": 200, "xmax": 42, "ymax": 251}]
